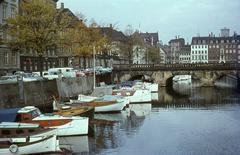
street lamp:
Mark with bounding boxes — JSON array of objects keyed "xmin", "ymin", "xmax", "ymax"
[{"xmin": 93, "ymin": 46, "xmax": 96, "ymax": 89}]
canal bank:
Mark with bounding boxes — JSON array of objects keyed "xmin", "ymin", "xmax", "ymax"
[{"xmin": 0, "ymin": 73, "xmax": 112, "ymax": 109}]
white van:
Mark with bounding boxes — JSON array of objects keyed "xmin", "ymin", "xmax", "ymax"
[{"xmin": 45, "ymin": 67, "xmax": 76, "ymax": 79}]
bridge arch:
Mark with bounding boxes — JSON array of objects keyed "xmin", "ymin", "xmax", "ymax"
[{"xmin": 113, "ymin": 64, "xmax": 240, "ymax": 87}]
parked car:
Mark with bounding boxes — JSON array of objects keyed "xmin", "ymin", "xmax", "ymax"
[{"xmin": 0, "ymin": 75, "xmax": 18, "ymax": 84}]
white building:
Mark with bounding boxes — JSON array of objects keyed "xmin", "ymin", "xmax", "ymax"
[
  {"xmin": 132, "ymin": 45, "xmax": 147, "ymax": 64},
  {"xmin": 191, "ymin": 37, "xmax": 209, "ymax": 63}
]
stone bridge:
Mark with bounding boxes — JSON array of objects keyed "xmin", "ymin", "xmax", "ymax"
[{"xmin": 112, "ymin": 63, "xmax": 240, "ymax": 87}]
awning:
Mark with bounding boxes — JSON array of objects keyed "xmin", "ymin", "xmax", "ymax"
[{"xmin": 0, "ymin": 108, "xmax": 21, "ymax": 122}]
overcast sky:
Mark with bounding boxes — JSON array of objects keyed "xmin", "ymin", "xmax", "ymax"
[{"xmin": 58, "ymin": 0, "xmax": 240, "ymax": 44}]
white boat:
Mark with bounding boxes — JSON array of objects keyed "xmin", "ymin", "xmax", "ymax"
[
  {"xmin": 78, "ymin": 94, "xmax": 98, "ymax": 102},
  {"xmin": 16, "ymin": 106, "xmax": 89, "ymax": 136},
  {"xmin": 173, "ymin": 75, "xmax": 191, "ymax": 82},
  {"xmin": 0, "ymin": 135, "xmax": 61, "ymax": 155},
  {"xmin": 70, "ymin": 95, "xmax": 127, "ymax": 113},
  {"xmin": 113, "ymin": 89, "xmax": 152, "ymax": 103},
  {"xmin": 0, "ymin": 122, "xmax": 57, "ymax": 143},
  {"xmin": 133, "ymin": 81, "xmax": 159, "ymax": 92}
]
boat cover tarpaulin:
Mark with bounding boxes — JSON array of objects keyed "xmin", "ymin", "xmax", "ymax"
[{"xmin": 0, "ymin": 108, "xmax": 20, "ymax": 122}]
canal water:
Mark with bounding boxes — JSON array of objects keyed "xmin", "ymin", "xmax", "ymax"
[{"xmin": 67, "ymin": 82, "xmax": 240, "ymax": 155}]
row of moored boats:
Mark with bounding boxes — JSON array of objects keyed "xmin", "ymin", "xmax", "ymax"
[{"xmin": 0, "ymin": 81, "xmax": 158, "ymax": 154}]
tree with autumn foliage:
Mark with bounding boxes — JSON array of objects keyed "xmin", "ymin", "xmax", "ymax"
[
  {"xmin": 5, "ymin": 0, "xmax": 71, "ymax": 75},
  {"xmin": 69, "ymin": 21, "xmax": 109, "ymax": 69}
]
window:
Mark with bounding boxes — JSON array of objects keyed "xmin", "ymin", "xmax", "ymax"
[
  {"xmin": 205, "ymin": 55, "xmax": 207, "ymax": 60},
  {"xmin": 29, "ymin": 129, "xmax": 35, "ymax": 133},
  {"xmin": 230, "ymin": 50, "xmax": 232, "ymax": 53},
  {"xmin": 2, "ymin": 130, "xmax": 10, "ymax": 135},
  {"xmin": 233, "ymin": 50, "xmax": 236, "ymax": 53},
  {"xmin": 11, "ymin": 7, "xmax": 15, "ymax": 18},
  {"xmin": 16, "ymin": 130, "xmax": 24, "ymax": 134},
  {"xmin": 4, "ymin": 52, "xmax": 9, "ymax": 65},
  {"xmin": 2, "ymin": 4, "xmax": 7, "ymax": 20},
  {"xmin": 12, "ymin": 52, "xmax": 17, "ymax": 65}
]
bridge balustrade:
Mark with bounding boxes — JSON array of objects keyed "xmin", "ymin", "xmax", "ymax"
[{"xmin": 112, "ymin": 63, "xmax": 240, "ymax": 71}]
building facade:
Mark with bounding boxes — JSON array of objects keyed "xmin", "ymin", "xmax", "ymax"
[
  {"xmin": 179, "ymin": 45, "xmax": 191, "ymax": 63},
  {"xmin": 191, "ymin": 37, "xmax": 209, "ymax": 63},
  {"xmin": 169, "ymin": 37, "xmax": 185, "ymax": 64},
  {"xmin": 191, "ymin": 29, "xmax": 240, "ymax": 64},
  {"xmin": 0, "ymin": 0, "xmax": 20, "ymax": 75}
]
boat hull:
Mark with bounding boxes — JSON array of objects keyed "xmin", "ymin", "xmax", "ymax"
[
  {"xmin": 52, "ymin": 117, "xmax": 89, "ymax": 136},
  {"xmin": 94, "ymin": 99, "xmax": 126, "ymax": 113},
  {"xmin": 0, "ymin": 135, "xmax": 61, "ymax": 155}
]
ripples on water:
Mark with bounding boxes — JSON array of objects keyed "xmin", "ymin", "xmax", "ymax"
[{"xmin": 59, "ymin": 82, "xmax": 240, "ymax": 155}]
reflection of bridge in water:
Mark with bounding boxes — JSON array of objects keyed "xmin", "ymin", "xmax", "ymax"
[
  {"xmin": 113, "ymin": 63, "xmax": 240, "ymax": 87},
  {"xmin": 152, "ymin": 87, "xmax": 240, "ymax": 109}
]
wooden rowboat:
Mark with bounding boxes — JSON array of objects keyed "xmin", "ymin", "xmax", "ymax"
[{"xmin": 53, "ymin": 106, "xmax": 95, "ymax": 119}]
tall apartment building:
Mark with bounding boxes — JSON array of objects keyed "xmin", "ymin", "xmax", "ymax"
[
  {"xmin": 191, "ymin": 37, "xmax": 209, "ymax": 63},
  {"xmin": 0, "ymin": 0, "xmax": 20, "ymax": 75},
  {"xmin": 179, "ymin": 45, "xmax": 191, "ymax": 64},
  {"xmin": 191, "ymin": 29, "xmax": 240, "ymax": 64},
  {"xmin": 169, "ymin": 37, "xmax": 185, "ymax": 64}
]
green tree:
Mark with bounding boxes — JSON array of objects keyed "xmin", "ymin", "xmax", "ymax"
[
  {"xmin": 147, "ymin": 46, "xmax": 160, "ymax": 64},
  {"xmin": 6, "ymin": 0, "xmax": 70, "ymax": 75}
]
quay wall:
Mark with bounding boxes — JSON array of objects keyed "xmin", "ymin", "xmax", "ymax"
[{"xmin": 0, "ymin": 76, "xmax": 95, "ymax": 109}]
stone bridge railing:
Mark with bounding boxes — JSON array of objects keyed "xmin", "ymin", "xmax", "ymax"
[{"xmin": 113, "ymin": 63, "xmax": 240, "ymax": 71}]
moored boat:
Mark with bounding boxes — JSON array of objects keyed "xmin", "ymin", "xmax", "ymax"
[
  {"xmin": 53, "ymin": 105, "xmax": 95, "ymax": 119},
  {"xmin": 69, "ymin": 95, "xmax": 127, "ymax": 113},
  {"xmin": 0, "ymin": 134, "xmax": 61, "ymax": 155},
  {"xmin": 0, "ymin": 122, "xmax": 57, "ymax": 143},
  {"xmin": 113, "ymin": 89, "xmax": 152, "ymax": 103},
  {"xmin": 1, "ymin": 106, "xmax": 89, "ymax": 136}
]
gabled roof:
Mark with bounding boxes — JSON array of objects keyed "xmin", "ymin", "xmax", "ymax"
[
  {"xmin": 99, "ymin": 27, "xmax": 127, "ymax": 42},
  {"xmin": 140, "ymin": 32, "xmax": 159, "ymax": 47},
  {"xmin": 57, "ymin": 8, "xmax": 79, "ymax": 27}
]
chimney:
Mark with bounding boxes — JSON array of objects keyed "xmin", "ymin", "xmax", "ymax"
[{"xmin": 61, "ymin": 3, "xmax": 64, "ymax": 9}]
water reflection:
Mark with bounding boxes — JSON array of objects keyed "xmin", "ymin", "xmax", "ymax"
[
  {"xmin": 69, "ymin": 85, "xmax": 240, "ymax": 155},
  {"xmin": 154, "ymin": 81, "xmax": 240, "ymax": 109},
  {"xmin": 59, "ymin": 136, "xmax": 89, "ymax": 154}
]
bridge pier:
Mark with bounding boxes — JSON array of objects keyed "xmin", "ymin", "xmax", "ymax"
[{"xmin": 113, "ymin": 63, "xmax": 240, "ymax": 88}]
